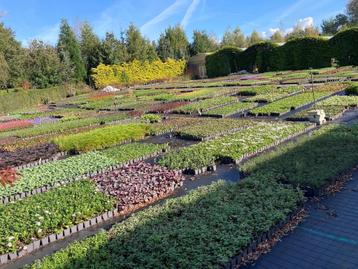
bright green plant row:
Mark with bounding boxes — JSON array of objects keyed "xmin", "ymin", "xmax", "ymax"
[
  {"xmin": 292, "ymin": 105, "xmax": 346, "ymax": 120},
  {"xmin": 54, "ymin": 123, "xmax": 149, "ymax": 152},
  {"xmin": 237, "ymin": 85, "xmax": 301, "ymax": 97},
  {"xmin": 169, "ymin": 87, "xmax": 239, "ymax": 102},
  {"xmin": 0, "ymin": 143, "xmax": 167, "ymax": 198},
  {"xmin": 177, "ymin": 96, "xmax": 238, "ymax": 113},
  {"xmin": 0, "ymin": 113, "xmax": 129, "ymax": 139},
  {"xmin": 28, "ymin": 178, "xmax": 303, "ymax": 269},
  {"xmin": 0, "ymin": 180, "xmax": 115, "ymax": 255},
  {"xmin": 241, "ymin": 124, "xmax": 358, "ymax": 189},
  {"xmin": 250, "ymin": 91, "xmax": 332, "ymax": 116},
  {"xmin": 148, "ymin": 117, "xmax": 208, "ymax": 135},
  {"xmin": 317, "ymin": 95, "xmax": 358, "ymax": 106},
  {"xmin": 244, "ymin": 92, "xmax": 293, "ymax": 103},
  {"xmin": 176, "ymin": 119, "xmax": 258, "ymax": 140},
  {"xmin": 159, "ymin": 122, "xmax": 307, "ymax": 170},
  {"xmin": 204, "ymin": 101, "xmax": 257, "ymax": 117},
  {"xmin": 290, "ymin": 95, "xmax": 358, "ymax": 120}
]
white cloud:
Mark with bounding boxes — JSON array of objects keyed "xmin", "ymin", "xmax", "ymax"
[
  {"xmin": 296, "ymin": 17, "xmax": 314, "ymax": 30},
  {"xmin": 141, "ymin": 0, "xmax": 187, "ymax": 33},
  {"xmin": 181, "ymin": 0, "xmax": 201, "ymax": 29},
  {"xmin": 269, "ymin": 28, "xmax": 280, "ymax": 35}
]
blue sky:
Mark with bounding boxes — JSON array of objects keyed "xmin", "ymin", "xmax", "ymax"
[{"xmin": 0, "ymin": 0, "xmax": 347, "ymax": 45}]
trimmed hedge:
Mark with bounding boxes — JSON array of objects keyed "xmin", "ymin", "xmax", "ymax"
[
  {"xmin": 205, "ymin": 47, "xmax": 241, "ymax": 78},
  {"xmin": 237, "ymin": 42, "xmax": 278, "ymax": 73},
  {"xmin": 329, "ymin": 27, "xmax": 358, "ymax": 66},
  {"xmin": 205, "ymin": 28, "xmax": 358, "ymax": 78},
  {"xmin": 270, "ymin": 37, "xmax": 331, "ymax": 71}
]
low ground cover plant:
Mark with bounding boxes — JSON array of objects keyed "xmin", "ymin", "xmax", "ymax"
[
  {"xmin": 204, "ymin": 101, "xmax": 257, "ymax": 117},
  {"xmin": 0, "ymin": 113, "xmax": 128, "ymax": 139},
  {"xmin": 92, "ymin": 162, "xmax": 184, "ymax": 213},
  {"xmin": 54, "ymin": 123, "xmax": 149, "ymax": 152},
  {"xmin": 28, "ymin": 178, "xmax": 303, "ymax": 269},
  {"xmin": 0, "ymin": 180, "xmax": 115, "ymax": 255},
  {"xmin": 176, "ymin": 96, "xmax": 237, "ymax": 113},
  {"xmin": 0, "ymin": 143, "xmax": 167, "ymax": 198},
  {"xmin": 176, "ymin": 118, "xmax": 257, "ymax": 140},
  {"xmin": 250, "ymin": 91, "xmax": 333, "ymax": 116},
  {"xmin": 241, "ymin": 124, "xmax": 358, "ymax": 189},
  {"xmin": 159, "ymin": 122, "xmax": 307, "ymax": 170},
  {"xmin": 0, "ymin": 120, "xmax": 33, "ymax": 133},
  {"xmin": 289, "ymin": 95, "xmax": 358, "ymax": 120},
  {"xmin": 148, "ymin": 101, "xmax": 188, "ymax": 113}
]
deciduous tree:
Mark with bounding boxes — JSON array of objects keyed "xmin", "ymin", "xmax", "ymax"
[{"xmin": 221, "ymin": 27, "xmax": 247, "ymax": 48}]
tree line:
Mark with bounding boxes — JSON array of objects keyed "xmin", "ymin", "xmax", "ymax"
[{"xmin": 0, "ymin": 0, "xmax": 357, "ymax": 90}]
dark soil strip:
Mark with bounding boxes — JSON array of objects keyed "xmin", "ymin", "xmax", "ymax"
[{"xmin": 0, "ymin": 144, "xmax": 62, "ymax": 169}]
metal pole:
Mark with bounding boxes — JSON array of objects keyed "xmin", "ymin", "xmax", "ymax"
[{"xmin": 310, "ymin": 68, "xmax": 316, "ymax": 110}]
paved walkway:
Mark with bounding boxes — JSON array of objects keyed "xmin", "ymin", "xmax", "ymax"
[{"xmin": 243, "ymin": 171, "xmax": 358, "ymax": 269}]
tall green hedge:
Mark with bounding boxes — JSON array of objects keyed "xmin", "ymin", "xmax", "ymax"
[
  {"xmin": 329, "ymin": 27, "xmax": 358, "ymax": 66},
  {"xmin": 237, "ymin": 42, "xmax": 278, "ymax": 73},
  {"xmin": 205, "ymin": 28, "xmax": 358, "ymax": 78},
  {"xmin": 205, "ymin": 47, "xmax": 241, "ymax": 77},
  {"xmin": 270, "ymin": 37, "xmax": 331, "ymax": 71}
]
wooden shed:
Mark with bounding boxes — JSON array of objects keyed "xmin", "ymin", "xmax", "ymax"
[{"xmin": 186, "ymin": 53, "xmax": 209, "ymax": 79}]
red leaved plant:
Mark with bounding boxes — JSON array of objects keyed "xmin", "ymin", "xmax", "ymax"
[{"xmin": 0, "ymin": 167, "xmax": 20, "ymax": 188}]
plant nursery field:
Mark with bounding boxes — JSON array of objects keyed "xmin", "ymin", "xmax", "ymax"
[{"xmin": 1, "ymin": 66, "xmax": 358, "ymax": 269}]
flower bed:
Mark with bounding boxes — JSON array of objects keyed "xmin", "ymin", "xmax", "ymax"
[
  {"xmin": 249, "ymin": 91, "xmax": 334, "ymax": 116},
  {"xmin": 159, "ymin": 122, "xmax": 307, "ymax": 171},
  {"xmin": 175, "ymin": 96, "xmax": 238, "ymax": 114},
  {"xmin": 148, "ymin": 117, "xmax": 207, "ymax": 135},
  {"xmin": 0, "ymin": 120, "xmax": 33, "ymax": 133},
  {"xmin": 0, "ymin": 180, "xmax": 115, "ymax": 255},
  {"xmin": 91, "ymin": 162, "xmax": 184, "ymax": 213},
  {"xmin": 0, "ymin": 143, "xmax": 167, "ymax": 199},
  {"xmin": 148, "ymin": 102, "xmax": 188, "ymax": 113},
  {"xmin": 203, "ymin": 102, "xmax": 257, "ymax": 117},
  {"xmin": 287, "ymin": 96, "xmax": 358, "ymax": 121},
  {"xmin": 0, "ymin": 113, "xmax": 129, "ymax": 139},
  {"xmin": 240, "ymin": 124, "xmax": 358, "ymax": 191},
  {"xmin": 27, "ymin": 179, "xmax": 303, "ymax": 269},
  {"xmin": 54, "ymin": 123, "xmax": 149, "ymax": 152},
  {"xmin": 176, "ymin": 119, "xmax": 257, "ymax": 140}
]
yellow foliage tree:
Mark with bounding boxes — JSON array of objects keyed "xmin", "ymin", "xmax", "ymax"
[{"xmin": 91, "ymin": 59, "xmax": 186, "ymax": 88}]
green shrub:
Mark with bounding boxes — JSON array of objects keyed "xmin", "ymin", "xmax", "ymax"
[
  {"xmin": 205, "ymin": 47, "xmax": 241, "ymax": 78},
  {"xmin": 329, "ymin": 27, "xmax": 358, "ymax": 66}
]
